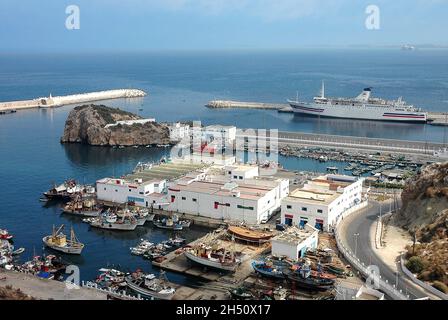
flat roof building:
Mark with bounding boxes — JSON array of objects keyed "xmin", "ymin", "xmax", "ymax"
[
  {"xmin": 281, "ymin": 174, "xmax": 364, "ymax": 232},
  {"xmin": 271, "ymin": 224, "xmax": 319, "ymax": 260}
]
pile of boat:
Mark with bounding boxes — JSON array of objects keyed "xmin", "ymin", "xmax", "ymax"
[
  {"xmin": 11, "ymin": 254, "xmax": 67, "ymax": 280},
  {"xmin": 130, "ymin": 237, "xmax": 186, "ymax": 262},
  {"xmin": 83, "ymin": 207, "xmax": 154, "ymax": 231},
  {"xmin": 0, "ymin": 229, "xmax": 25, "ymax": 267},
  {"xmin": 252, "ymin": 257, "xmax": 339, "ymax": 292},
  {"xmin": 93, "ymin": 267, "xmax": 177, "ymax": 300},
  {"xmin": 62, "ymin": 197, "xmax": 103, "ymax": 217},
  {"xmin": 42, "ymin": 179, "xmax": 96, "ymax": 201},
  {"xmin": 152, "ymin": 214, "xmax": 191, "ymax": 231}
]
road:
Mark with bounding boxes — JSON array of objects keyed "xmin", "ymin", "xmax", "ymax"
[{"xmin": 338, "ymin": 201, "xmax": 427, "ymax": 299}]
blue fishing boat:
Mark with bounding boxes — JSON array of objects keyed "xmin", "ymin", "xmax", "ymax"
[{"xmin": 251, "ymin": 260, "xmax": 285, "ymax": 279}]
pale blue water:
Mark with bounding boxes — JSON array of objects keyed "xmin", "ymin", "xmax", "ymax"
[{"xmin": 0, "ymin": 49, "xmax": 447, "ymax": 282}]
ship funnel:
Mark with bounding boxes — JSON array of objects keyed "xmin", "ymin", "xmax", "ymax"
[
  {"xmin": 320, "ymin": 81, "xmax": 325, "ymax": 98},
  {"xmin": 355, "ymin": 88, "xmax": 371, "ymax": 101}
]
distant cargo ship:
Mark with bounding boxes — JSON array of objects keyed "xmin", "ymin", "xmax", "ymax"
[{"xmin": 288, "ymin": 83, "xmax": 427, "ymax": 123}]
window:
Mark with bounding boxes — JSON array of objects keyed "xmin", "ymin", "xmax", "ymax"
[
  {"xmin": 287, "ymin": 205, "xmax": 292, "ymax": 209},
  {"xmin": 237, "ymin": 205, "xmax": 254, "ymax": 210},
  {"xmin": 139, "ymin": 192, "xmax": 144, "ymax": 195},
  {"xmin": 233, "ymin": 175, "xmax": 238, "ymax": 179},
  {"xmin": 182, "ymin": 197, "xmax": 186, "ymax": 200},
  {"xmin": 192, "ymin": 198, "xmax": 197, "ymax": 202},
  {"xmin": 228, "ymin": 171, "xmax": 232, "ymax": 174},
  {"xmin": 317, "ymin": 209, "xmax": 323, "ymax": 214},
  {"xmin": 239, "ymin": 176, "xmax": 243, "ymax": 180},
  {"xmin": 115, "ymin": 189, "xmax": 118, "ymax": 192},
  {"xmin": 154, "ymin": 184, "xmax": 159, "ymax": 187},
  {"xmin": 104, "ymin": 187, "xmax": 106, "ymax": 191},
  {"xmin": 302, "ymin": 207, "xmax": 307, "ymax": 211}
]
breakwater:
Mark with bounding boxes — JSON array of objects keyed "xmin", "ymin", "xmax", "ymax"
[
  {"xmin": 205, "ymin": 100, "xmax": 288, "ymax": 110},
  {"xmin": 0, "ymin": 89, "xmax": 147, "ymax": 112}
]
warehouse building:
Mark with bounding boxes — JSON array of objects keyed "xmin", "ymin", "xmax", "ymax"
[
  {"xmin": 281, "ymin": 174, "xmax": 364, "ymax": 231},
  {"xmin": 167, "ymin": 175, "xmax": 289, "ymax": 224},
  {"xmin": 271, "ymin": 225, "xmax": 319, "ymax": 260}
]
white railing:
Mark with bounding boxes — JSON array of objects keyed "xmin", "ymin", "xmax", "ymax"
[
  {"xmin": 400, "ymin": 255, "xmax": 448, "ymax": 300},
  {"xmin": 334, "ymin": 201, "xmax": 410, "ymax": 300}
]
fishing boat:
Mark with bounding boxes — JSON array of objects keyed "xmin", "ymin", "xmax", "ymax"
[
  {"xmin": 252, "ymin": 260, "xmax": 285, "ymax": 279},
  {"xmin": 43, "ymin": 180, "xmax": 94, "ymax": 201},
  {"xmin": 184, "ymin": 242, "xmax": 241, "ymax": 272},
  {"xmin": 88, "ymin": 210, "xmax": 138, "ymax": 231},
  {"xmin": 283, "ymin": 264, "xmax": 334, "ymax": 291},
  {"xmin": 172, "ymin": 214, "xmax": 191, "ymax": 228},
  {"xmin": 228, "ymin": 225, "xmax": 273, "ymax": 244},
  {"xmin": 125, "ymin": 270, "xmax": 176, "ymax": 300},
  {"xmin": 62, "ymin": 198, "xmax": 102, "ymax": 217},
  {"xmin": 0, "ymin": 229, "xmax": 13, "ymax": 240},
  {"xmin": 12, "ymin": 247, "xmax": 25, "ymax": 256},
  {"xmin": 42, "ymin": 225, "xmax": 84, "ymax": 255},
  {"xmin": 153, "ymin": 217, "xmax": 183, "ymax": 231},
  {"xmin": 95, "ymin": 268, "xmax": 127, "ymax": 289}
]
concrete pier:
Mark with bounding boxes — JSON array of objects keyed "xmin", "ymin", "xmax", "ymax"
[
  {"xmin": 0, "ymin": 89, "xmax": 147, "ymax": 112},
  {"xmin": 206, "ymin": 100, "xmax": 288, "ymax": 110}
]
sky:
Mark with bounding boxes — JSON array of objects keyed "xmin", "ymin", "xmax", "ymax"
[{"xmin": 0, "ymin": 0, "xmax": 447, "ymax": 52}]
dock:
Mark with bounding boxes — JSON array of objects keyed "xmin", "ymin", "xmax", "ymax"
[
  {"xmin": 0, "ymin": 89, "xmax": 147, "ymax": 112},
  {"xmin": 206, "ymin": 100, "xmax": 289, "ymax": 110},
  {"xmin": 427, "ymin": 112, "xmax": 448, "ymax": 126}
]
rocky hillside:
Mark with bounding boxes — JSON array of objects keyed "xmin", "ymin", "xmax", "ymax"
[
  {"xmin": 60, "ymin": 104, "xmax": 171, "ymax": 146},
  {"xmin": 395, "ymin": 162, "xmax": 448, "ymax": 291}
]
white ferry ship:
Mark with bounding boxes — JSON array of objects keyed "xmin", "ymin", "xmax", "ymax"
[{"xmin": 288, "ymin": 83, "xmax": 427, "ymax": 123}]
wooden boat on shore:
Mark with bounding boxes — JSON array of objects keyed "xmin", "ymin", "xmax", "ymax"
[
  {"xmin": 42, "ymin": 225, "xmax": 84, "ymax": 255},
  {"xmin": 283, "ymin": 264, "xmax": 335, "ymax": 291},
  {"xmin": 184, "ymin": 242, "xmax": 241, "ymax": 272},
  {"xmin": 125, "ymin": 270, "xmax": 175, "ymax": 300},
  {"xmin": 228, "ymin": 225, "xmax": 273, "ymax": 244}
]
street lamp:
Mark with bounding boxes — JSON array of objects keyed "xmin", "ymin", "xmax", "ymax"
[{"xmin": 354, "ymin": 233, "xmax": 360, "ymax": 256}]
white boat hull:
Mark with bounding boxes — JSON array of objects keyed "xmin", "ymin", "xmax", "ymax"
[
  {"xmin": 125, "ymin": 277, "xmax": 175, "ymax": 300},
  {"xmin": 89, "ymin": 221, "xmax": 138, "ymax": 231},
  {"xmin": 290, "ymin": 101, "xmax": 427, "ymax": 123},
  {"xmin": 184, "ymin": 251, "xmax": 238, "ymax": 272}
]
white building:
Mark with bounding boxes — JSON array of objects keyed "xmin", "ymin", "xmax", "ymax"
[
  {"xmin": 281, "ymin": 174, "xmax": 364, "ymax": 231},
  {"xmin": 271, "ymin": 225, "xmax": 319, "ymax": 260},
  {"xmin": 96, "ymin": 177, "xmax": 166, "ymax": 207},
  {"xmin": 167, "ymin": 176, "xmax": 289, "ymax": 224},
  {"xmin": 104, "ymin": 118, "xmax": 156, "ymax": 129},
  {"xmin": 168, "ymin": 122, "xmax": 190, "ymax": 142},
  {"xmin": 224, "ymin": 164, "xmax": 259, "ymax": 181},
  {"xmin": 192, "ymin": 125, "xmax": 237, "ymax": 146}
]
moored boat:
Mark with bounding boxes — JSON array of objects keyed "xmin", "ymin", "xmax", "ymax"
[
  {"xmin": 42, "ymin": 225, "xmax": 84, "ymax": 255},
  {"xmin": 88, "ymin": 210, "xmax": 138, "ymax": 231},
  {"xmin": 62, "ymin": 198, "xmax": 102, "ymax": 217},
  {"xmin": 0, "ymin": 229, "xmax": 13, "ymax": 240},
  {"xmin": 153, "ymin": 217, "xmax": 183, "ymax": 231}
]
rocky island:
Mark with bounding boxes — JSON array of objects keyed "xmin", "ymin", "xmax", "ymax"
[
  {"xmin": 395, "ymin": 162, "xmax": 448, "ymax": 294},
  {"xmin": 60, "ymin": 104, "xmax": 171, "ymax": 146}
]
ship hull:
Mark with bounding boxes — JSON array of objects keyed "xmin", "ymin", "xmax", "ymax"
[
  {"xmin": 89, "ymin": 221, "xmax": 138, "ymax": 231},
  {"xmin": 290, "ymin": 102, "xmax": 427, "ymax": 123},
  {"xmin": 125, "ymin": 276, "xmax": 174, "ymax": 300},
  {"xmin": 62, "ymin": 209, "xmax": 101, "ymax": 217},
  {"xmin": 42, "ymin": 236, "xmax": 84, "ymax": 255},
  {"xmin": 184, "ymin": 251, "xmax": 238, "ymax": 272}
]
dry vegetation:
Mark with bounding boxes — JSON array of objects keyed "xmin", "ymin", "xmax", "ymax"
[{"xmin": 0, "ymin": 285, "xmax": 35, "ymax": 300}]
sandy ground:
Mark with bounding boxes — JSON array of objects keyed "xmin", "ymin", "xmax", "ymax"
[{"xmin": 0, "ymin": 270, "xmax": 107, "ymax": 300}]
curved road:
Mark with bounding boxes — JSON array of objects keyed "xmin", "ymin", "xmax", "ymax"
[{"xmin": 339, "ymin": 200, "xmax": 427, "ymax": 299}]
